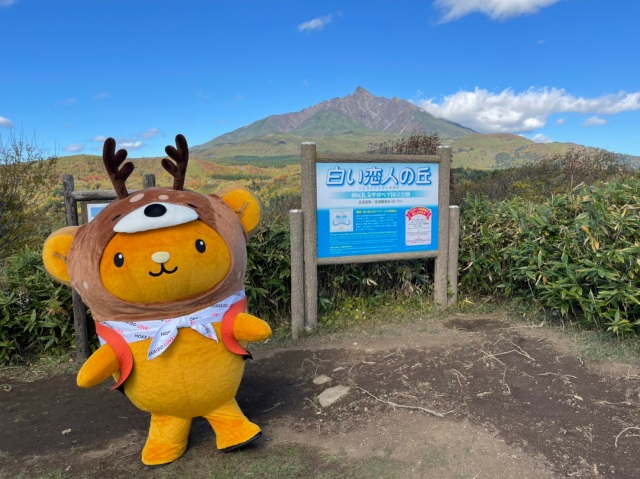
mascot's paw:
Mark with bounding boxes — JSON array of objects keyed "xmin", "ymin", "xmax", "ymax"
[
  {"xmin": 142, "ymin": 441, "xmax": 188, "ymax": 466},
  {"xmin": 214, "ymin": 419, "xmax": 262, "ymax": 451},
  {"xmin": 142, "ymin": 414, "xmax": 191, "ymax": 466},
  {"xmin": 204, "ymin": 400, "xmax": 262, "ymax": 450},
  {"xmin": 221, "ymin": 431, "xmax": 263, "ymax": 452}
]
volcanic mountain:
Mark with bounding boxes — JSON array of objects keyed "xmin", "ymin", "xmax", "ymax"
[{"xmin": 190, "ymin": 87, "xmax": 475, "ymax": 157}]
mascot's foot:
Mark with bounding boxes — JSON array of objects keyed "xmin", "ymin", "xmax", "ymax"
[
  {"xmin": 142, "ymin": 414, "xmax": 191, "ymax": 466},
  {"xmin": 205, "ymin": 400, "xmax": 263, "ymax": 450},
  {"xmin": 221, "ymin": 431, "xmax": 263, "ymax": 452}
]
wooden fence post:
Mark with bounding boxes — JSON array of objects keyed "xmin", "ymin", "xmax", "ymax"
[
  {"xmin": 301, "ymin": 143, "xmax": 319, "ymax": 332},
  {"xmin": 289, "ymin": 209, "xmax": 305, "ymax": 339},
  {"xmin": 447, "ymin": 205, "xmax": 460, "ymax": 306},
  {"xmin": 62, "ymin": 174, "xmax": 89, "ymax": 362},
  {"xmin": 60, "ymin": 174, "xmax": 156, "ymax": 362},
  {"xmin": 143, "ymin": 174, "xmax": 156, "ymax": 188},
  {"xmin": 434, "ymin": 147, "xmax": 452, "ymax": 305}
]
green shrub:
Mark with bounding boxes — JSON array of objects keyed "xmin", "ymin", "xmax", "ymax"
[
  {"xmin": 245, "ymin": 217, "xmax": 433, "ymax": 330},
  {"xmin": 246, "ymin": 219, "xmax": 292, "ymax": 324},
  {"xmin": 0, "ymin": 133, "xmax": 60, "ymax": 261},
  {"xmin": 459, "ymin": 179, "xmax": 640, "ymax": 336},
  {"xmin": 247, "ymin": 185, "xmax": 434, "ymax": 330},
  {"xmin": 8, "ymin": 167, "xmax": 640, "ymax": 366},
  {"xmin": 0, "ymin": 247, "xmax": 73, "ymax": 364},
  {"xmin": 259, "ymin": 188, "xmax": 301, "ymax": 224},
  {"xmin": 317, "ymin": 260, "xmax": 432, "ymax": 313},
  {"xmin": 453, "ymin": 148, "xmax": 631, "ymax": 204}
]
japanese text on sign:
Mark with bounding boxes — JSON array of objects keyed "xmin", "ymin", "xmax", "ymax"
[
  {"xmin": 316, "ymin": 162, "xmax": 439, "ymax": 259},
  {"xmin": 325, "ymin": 165, "xmax": 432, "ymax": 187}
]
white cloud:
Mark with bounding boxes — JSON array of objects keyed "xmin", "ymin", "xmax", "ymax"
[
  {"xmin": 142, "ymin": 128, "xmax": 159, "ymax": 139},
  {"xmin": 434, "ymin": 0, "xmax": 560, "ymax": 22},
  {"xmin": 92, "ymin": 134, "xmax": 148, "ymax": 149},
  {"xmin": 63, "ymin": 143, "xmax": 84, "ymax": 153},
  {"xmin": 298, "ymin": 14, "xmax": 335, "ymax": 32},
  {"xmin": 531, "ymin": 133, "xmax": 552, "ymax": 143},
  {"xmin": 417, "ymin": 87, "xmax": 640, "ymax": 134},
  {"xmin": 197, "ymin": 90, "xmax": 211, "ymax": 101},
  {"xmin": 0, "ymin": 0, "xmax": 18, "ymax": 7},
  {"xmin": 0, "ymin": 116, "xmax": 13, "ymax": 128},
  {"xmin": 93, "ymin": 92, "xmax": 108, "ymax": 100},
  {"xmin": 55, "ymin": 98, "xmax": 77, "ymax": 106},
  {"xmin": 118, "ymin": 140, "xmax": 144, "ymax": 150},
  {"xmin": 555, "ymin": 118, "xmax": 566, "ymax": 125},
  {"xmin": 583, "ymin": 116, "xmax": 607, "ymax": 127}
]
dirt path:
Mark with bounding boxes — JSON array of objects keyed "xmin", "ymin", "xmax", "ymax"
[{"xmin": 1, "ymin": 313, "xmax": 639, "ymax": 478}]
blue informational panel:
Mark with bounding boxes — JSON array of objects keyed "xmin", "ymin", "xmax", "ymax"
[
  {"xmin": 87, "ymin": 203, "xmax": 108, "ymax": 222},
  {"xmin": 316, "ymin": 162, "xmax": 439, "ymax": 259}
]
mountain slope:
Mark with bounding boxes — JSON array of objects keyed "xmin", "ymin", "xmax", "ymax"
[
  {"xmin": 191, "ymin": 87, "xmax": 474, "ymax": 156},
  {"xmin": 289, "ymin": 110, "xmax": 373, "ymax": 136},
  {"xmin": 60, "ymin": 88, "xmax": 640, "ymax": 172},
  {"xmin": 450, "ymin": 133, "xmax": 585, "ymax": 169}
]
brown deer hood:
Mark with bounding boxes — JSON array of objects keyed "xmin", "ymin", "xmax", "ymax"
[{"xmin": 66, "ymin": 135, "xmax": 249, "ymax": 322}]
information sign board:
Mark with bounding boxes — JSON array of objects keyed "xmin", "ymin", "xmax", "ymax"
[
  {"xmin": 87, "ymin": 203, "xmax": 108, "ymax": 222},
  {"xmin": 316, "ymin": 162, "xmax": 439, "ymax": 259}
]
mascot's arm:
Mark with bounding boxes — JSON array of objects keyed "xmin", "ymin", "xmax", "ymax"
[
  {"xmin": 233, "ymin": 313, "xmax": 272, "ymax": 342},
  {"xmin": 77, "ymin": 344, "xmax": 120, "ymax": 388}
]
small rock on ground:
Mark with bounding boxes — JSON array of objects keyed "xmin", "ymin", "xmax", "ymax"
[
  {"xmin": 313, "ymin": 374, "xmax": 331, "ymax": 385},
  {"xmin": 318, "ymin": 385, "xmax": 351, "ymax": 408}
]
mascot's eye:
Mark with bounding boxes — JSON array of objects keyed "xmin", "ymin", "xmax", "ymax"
[
  {"xmin": 195, "ymin": 239, "xmax": 206, "ymax": 253},
  {"xmin": 114, "ymin": 253, "xmax": 125, "ymax": 267}
]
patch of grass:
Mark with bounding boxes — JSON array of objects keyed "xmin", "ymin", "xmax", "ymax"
[
  {"xmin": 33, "ymin": 473, "xmax": 66, "ymax": 479},
  {"xmin": 337, "ymin": 456, "xmax": 408, "ymax": 479},
  {"xmin": 321, "ymin": 453, "xmax": 343, "ymax": 465},
  {"xmin": 422, "ymin": 445, "xmax": 449, "ymax": 470},
  {"xmin": 576, "ymin": 330, "xmax": 640, "ymax": 363},
  {"xmin": 318, "ymin": 294, "xmax": 437, "ymax": 334},
  {"xmin": 209, "ymin": 444, "xmax": 314, "ymax": 478},
  {"xmin": 493, "ymin": 299, "xmax": 640, "ymax": 363},
  {"xmin": 154, "ymin": 444, "xmax": 409, "ymax": 479},
  {"xmin": 3, "ymin": 466, "xmax": 69, "ymax": 479},
  {"xmin": 0, "ymin": 353, "xmax": 79, "ymax": 382},
  {"xmin": 477, "ymin": 298, "xmax": 640, "ymax": 364}
]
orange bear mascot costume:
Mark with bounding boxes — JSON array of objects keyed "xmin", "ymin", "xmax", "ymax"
[{"xmin": 42, "ymin": 134, "xmax": 272, "ymax": 465}]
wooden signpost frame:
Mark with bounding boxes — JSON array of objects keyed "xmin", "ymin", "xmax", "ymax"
[
  {"xmin": 290, "ymin": 142, "xmax": 458, "ymax": 338},
  {"xmin": 61, "ymin": 173, "xmax": 156, "ymax": 362}
]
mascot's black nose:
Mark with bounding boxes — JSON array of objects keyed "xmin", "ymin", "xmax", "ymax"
[{"xmin": 144, "ymin": 203, "xmax": 167, "ymax": 218}]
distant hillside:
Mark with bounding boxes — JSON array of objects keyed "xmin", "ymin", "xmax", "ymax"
[
  {"xmin": 449, "ymin": 133, "xmax": 586, "ymax": 169},
  {"xmin": 191, "ymin": 87, "xmax": 474, "ymax": 157},
  {"xmin": 59, "ymin": 88, "xmax": 640, "ymax": 174},
  {"xmin": 55, "ymin": 155, "xmax": 301, "ymax": 197}
]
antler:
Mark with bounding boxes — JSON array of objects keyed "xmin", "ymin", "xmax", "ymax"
[
  {"xmin": 162, "ymin": 134, "xmax": 189, "ymax": 190},
  {"xmin": 102, "ymin": 138, "xmax": 134, "ymax": 199}
]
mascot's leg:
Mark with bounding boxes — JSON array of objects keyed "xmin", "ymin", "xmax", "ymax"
[
  {"xmin": 141, "ymin": 414, "xmax": 192, "ymax": 466},
  {"xmin": 204, "ymin": 399, "xmax": 262, "ymax": 451}
]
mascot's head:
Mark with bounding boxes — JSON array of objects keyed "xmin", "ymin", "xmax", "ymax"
[{"xmin": 43, "ymin": 134, "xmax": 262, "ymax": 321}]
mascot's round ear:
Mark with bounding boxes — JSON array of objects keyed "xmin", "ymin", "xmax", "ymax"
[
  {"xmin": 216, "ymin": 186, "xmax": 262, "ymax": 237},
  {"xmin": 42, "ymin": 226, "xmax": 79, "ymax": 286}
]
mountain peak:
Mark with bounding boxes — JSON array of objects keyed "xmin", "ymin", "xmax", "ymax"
[
  {"xmin": 352, "ymin": 86, "xmax": 372, "ymax": 97},
  {"xmin": 191, "ymin": 88, "xmax": 475, "ymax": 153}
]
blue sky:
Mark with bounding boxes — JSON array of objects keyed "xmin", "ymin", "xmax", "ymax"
[{"xmin": 2, "ymin": 0, "xmax": 639, "ymax": 158}]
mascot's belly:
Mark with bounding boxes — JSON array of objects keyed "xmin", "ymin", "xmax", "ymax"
[{"xmin": 123, "ymin": 327, "xmax": 246, "ymax": 418}]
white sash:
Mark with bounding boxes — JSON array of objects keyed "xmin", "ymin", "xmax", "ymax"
[{"xmin": 99, "ymin": 291, "xmax": 246, "ymax": 360}]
